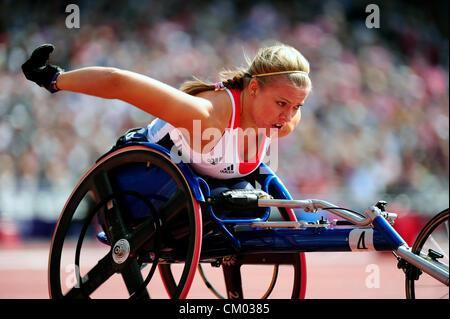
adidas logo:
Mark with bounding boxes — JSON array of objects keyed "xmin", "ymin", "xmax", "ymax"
[{"xmin": 220, "ymin": 164, "xmax": 234, "ymax": 174}]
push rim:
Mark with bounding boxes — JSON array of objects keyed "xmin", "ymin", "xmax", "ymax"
[{"xmin": 48, "ymin": 146, "xmax": 202, "ymax": 299}]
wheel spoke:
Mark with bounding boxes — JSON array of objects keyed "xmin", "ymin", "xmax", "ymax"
[
  {"xmin": 64, "ymin": 252, "xmax": 117, "ymax": 298},
  {"xmin": 120, "ymin": 259, "xmax": 150, "ymax": 298},
  {"xmin": 92, "ymin": 171, "xmax": 129, "ymax": 242},
  {"xmin": 219, "ymin": 253, "xmax": 301, "ymax": 299},
  {"xmin": 222, "ymin": 262, "xmax": 243, "ymax": 299},
  {"xmin": 129, "ymin": 190, "xmax": 187, "ymax": 250},
  {"xmin": 50, "ymin": 147, "xmax": 201, "ymax": 299}
]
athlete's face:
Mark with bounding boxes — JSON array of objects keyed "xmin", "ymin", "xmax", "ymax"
[{"xmin": 248, "ymin": 78, "xmax": 310, "ymax": 138}]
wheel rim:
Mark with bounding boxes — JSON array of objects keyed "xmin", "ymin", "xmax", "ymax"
[
  {"xmin": 164, "ymin": 196, "xmax": 306, "ymax": 299},
  {"xmin": 406, "ymin": 209, "xmax": 449, "ymax": 299},
  {"xmin": 48, "ymin": 146, "xmax": 202, "ymax": 299}
]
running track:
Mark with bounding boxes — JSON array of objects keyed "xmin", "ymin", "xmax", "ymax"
[{"xmin": 0, "ymin": 240, "xmax": 407, "ymax": 299}]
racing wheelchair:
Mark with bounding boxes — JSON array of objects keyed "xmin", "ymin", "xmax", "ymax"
[{"xmin": 48, "ymin": 136, "xmax": 449, "ymax": 299}]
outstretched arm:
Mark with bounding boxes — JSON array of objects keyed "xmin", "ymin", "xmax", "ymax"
[
  {"xmin": 22, "ymin": 44, "xmax": 214, "ymax": 131},
  {"xmin": 57, "ymin": 67, "xmax": 213, "ymax": 129}
]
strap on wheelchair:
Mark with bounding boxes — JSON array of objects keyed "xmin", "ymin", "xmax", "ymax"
[
  {"xmin": 96, "ymin": 127, "xmax": 177, "ymax": 164},
  {"xmin": 96, "ymin": 127, "xmax": 148, "ymax": 163},
  {"xmin": 115, "ymin": 127, "xmax": 148, "ymax": 146},
  {"xmin": 207, "ymin": 189, "xmax": 272, "ymax": 210}
]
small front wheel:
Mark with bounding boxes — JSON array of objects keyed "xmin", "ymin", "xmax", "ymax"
[{"xmin": 405, "ymin": 209, "xmax": 449, "ymax": 299}]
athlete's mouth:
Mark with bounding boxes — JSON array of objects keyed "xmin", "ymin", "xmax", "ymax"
[{"xmin": 272, "ymin": 123, "xmax": 285, "ymax": 129}]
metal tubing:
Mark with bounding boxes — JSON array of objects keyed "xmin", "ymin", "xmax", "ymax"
[
  {"xmin": 396, "ymin": 245, "xmax": 449, "ymax": 286},
  {"xmin": 258, "ymin": 199, "xmax": 370, "ymax": 226},
  {"xmin": 199, "ymin": 227, "xmax": 394, "ymax": 259},
  {"xmin": 372, "ymin": 215, "xmax": 406, "ymax": 247}
]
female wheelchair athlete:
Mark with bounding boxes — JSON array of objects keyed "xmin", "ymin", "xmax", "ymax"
[{"xmin": 48, "ymin": 139, "xmax": 449, "ymax": 299}]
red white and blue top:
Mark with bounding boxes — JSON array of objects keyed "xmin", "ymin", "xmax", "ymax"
[{"xmin": 145, "ymin": 88, "xmax": 271, "ymax": 179}]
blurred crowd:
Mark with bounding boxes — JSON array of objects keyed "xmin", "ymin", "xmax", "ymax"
[{"xmin": 0, "ymin": 0, "xmax": 448, "ymax": 229}]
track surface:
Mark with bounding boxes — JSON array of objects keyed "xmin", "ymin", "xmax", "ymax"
[{"xmin": 0, "ymin": 240, "xmax": 408, "ymax": 299}]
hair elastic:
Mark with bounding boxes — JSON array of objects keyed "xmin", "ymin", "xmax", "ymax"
[
  {"xmin": 251, "ymin": 70, "xmax": 308, "ymax": 77},
  {"xmin": 214, "ymin": 81, "xmax": 225, "ymax": 91}
]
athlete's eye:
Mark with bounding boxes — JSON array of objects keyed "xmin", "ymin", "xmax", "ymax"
[{"xmin": 277, "ymin": 101, "xmax": 287, "ymax": 107}]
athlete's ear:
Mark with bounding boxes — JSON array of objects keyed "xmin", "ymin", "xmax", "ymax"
[{"xmin": 248, "ymin": 78, "xmax": 259, "ymax": 97}]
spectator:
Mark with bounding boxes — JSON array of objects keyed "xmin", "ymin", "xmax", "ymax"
[{"xmin": 0, "ymin": 1, "xmax": 448, "ymax": 236}]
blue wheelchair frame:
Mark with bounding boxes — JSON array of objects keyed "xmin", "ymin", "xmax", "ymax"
[
  {"xmin": 97, "ymin": 141, "xmax": 448, "ymax": 287},
  {"xmin": 131, "ymin": 142, "xmax": 398, "ymax": 255},
  {"xmin": 47, "ymin": 137, "xmax": 448, "ymax": 301}
]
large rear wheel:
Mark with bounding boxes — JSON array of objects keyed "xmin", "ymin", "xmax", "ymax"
[
  {"xmin": 160, "ymin": 198, "xmax": 306, "ymax": 299},
  {"xmin": 48, "ymin": 146, "xmax": 202, "ymax": 299}
]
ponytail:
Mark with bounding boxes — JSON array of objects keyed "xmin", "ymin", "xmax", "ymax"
[
  {"xmin": 180, "ymin": 67, "xmax": 250, "ymax": 95},
  {"xmin": 180, "ymin": 43, "xmax": 311, "ymax": 96},
  {"xmin": 179, "ymin": 77, "xmax": 215, "ymax": 96}
]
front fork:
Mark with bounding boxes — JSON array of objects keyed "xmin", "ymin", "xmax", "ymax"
[
  {"xmin": 266, "ymin": 197, "xmax": 449, "ymax": 287},
  {"xmin": 212, "ymin": 191, "xmax": 450, "ymax": 286},
  {"xmin": 393, "ymin": 244, "xmax": 448, "ymax": 286},
  {"xmin": 368, "ymin": 209, "xmax": 449, "ymax": 286}
]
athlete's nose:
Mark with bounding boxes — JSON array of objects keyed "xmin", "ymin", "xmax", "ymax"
[{"xmin": 279, "ymin": 109, "xmax": 294, "ymax": 122}]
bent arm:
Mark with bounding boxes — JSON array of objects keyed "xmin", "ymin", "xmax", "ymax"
[{"xmin": 56, "ymin": 67, "xmax": 213, "ymax": 129}]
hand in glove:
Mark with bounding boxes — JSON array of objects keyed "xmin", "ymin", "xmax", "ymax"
[{"xmin": 22, "ymin": 44, "xmax": 64, "ymax": 93}]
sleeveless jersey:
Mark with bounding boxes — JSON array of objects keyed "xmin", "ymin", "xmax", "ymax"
[{"xmin": 145, "ymin": 88, "xmax": 271, "ymax": 179}]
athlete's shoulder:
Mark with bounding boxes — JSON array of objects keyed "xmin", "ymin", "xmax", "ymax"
[{"xmin": 195, "ymin": 89, "xmax": 233, "ymax": 130}]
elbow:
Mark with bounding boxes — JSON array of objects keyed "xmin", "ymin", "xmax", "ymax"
[
  {"xmin": 107, "ymin": 67, "xmax": 124, "ymax": 90},
  {"xmin": 200, "ymin": 99, "xmax": 214, "ymax": 117},
  {"xmin": 196, "ymin": 99, "xmax": 215, "ymax": 123}
]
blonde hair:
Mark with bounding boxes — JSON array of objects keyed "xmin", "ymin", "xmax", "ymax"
[{"xmin": 180, "ymin": 44, "xmax": 311, "ymax": 95}]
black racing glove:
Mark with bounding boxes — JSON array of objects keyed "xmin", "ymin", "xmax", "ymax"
[{"xmin": 22, "ymin": 44, "xmax": 64, "ymax": 93}]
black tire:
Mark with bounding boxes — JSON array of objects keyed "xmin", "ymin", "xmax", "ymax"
[
  {"xmin": 405, "ymin": 208, "xmax": 449, "ymax": 299},
  {"xmin": 48, "ymin": 145, "xmax": 202, "ymax": 299},
  {"xmin": 160, "ymin": 183, "xmax": 306, "ymax": 299},
  {"xmin": 219, "ymin": 252, "xmax": 303, "ymax": 299},
  {"xmin": 215, "ymin": 204, "xmax": 305, "ymax": 299}
]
